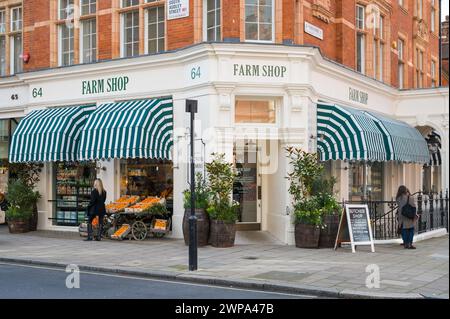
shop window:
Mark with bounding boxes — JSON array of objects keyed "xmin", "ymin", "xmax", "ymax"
[
  {"xmin": 349, "ymin": 162, "xmax": 383, "ymax": 201},
  {"xmin": 53, "ymin": 162, "xmax": 97, "ymax": 226},
  {"xmin": 0, "ymin": 118, "xmax": 22, "ymax": 194},
  {"xmin": 245, "ymin": 0, "xmax": 274, "ymax": 42},
  {"xmin": 120, "ymin": 159, "xmax": 173, "ymax": 197},
  {"xmin": 80, "ymin": 0, "xmax": 96, "ymax": 16},
  {"xmin": 146, "ymin": 6, "xmax": 165, "ymax": 54},
  {"xmin": 204, "ymin": 0, "xmax": 221, "ymax": 41},
  {"xmin": 59, "ymin": 24, "xmax": 74, "ymax": 66},
  {"xmin": 80, "ymin": 19, "xmax": 96, "ymax": 63},
  {"xmin": 120, "ymin": 159, "xmax": 173, "ymax": 214},
  {"xmin": 235, "ymin": 100, "xmax": 276, "ymax": 124},
  {"xmin": 121, "ymin": 11, "xmax": 139, "ymax": 57}
]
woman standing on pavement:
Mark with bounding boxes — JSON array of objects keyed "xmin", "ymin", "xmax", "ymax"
[
  {"xmin": 396, "ymin": 185, "xmax": 418, "ymax": 249},
  {"xmin": 85, "ymin": 179, "xmax": 107, "ymax": 241}
]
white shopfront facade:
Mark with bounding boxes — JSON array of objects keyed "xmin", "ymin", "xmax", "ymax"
[{"xmin": 0, "ymin": 43, "xmax": 448, "ymax": 244}]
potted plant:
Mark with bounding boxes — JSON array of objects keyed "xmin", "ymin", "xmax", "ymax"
[
  {"xmin": 286, "ymin": 147, "xmax": 324, "ymax": 248},
  {"xmin": 206, "ymin": 153, "xmax": 239, "ymax": 248},
  {"xmin": 311, "ymin": 175, "xmax": 342, "ymax": 248},
  {"xmin": 9, "ymin": 163, "xmax": 42, "ymax": 231},
  {"xmin": 182, "ymin": 172, "xmax": 211, "ymax": 246},
  {"xmin": 5, "ymin": 179, "xmax": 41, "ymax": 234}
]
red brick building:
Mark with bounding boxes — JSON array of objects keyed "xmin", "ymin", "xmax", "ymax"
[{"xmin": 0, "ymin": 0, "xmax": 442, "ymax": 89}]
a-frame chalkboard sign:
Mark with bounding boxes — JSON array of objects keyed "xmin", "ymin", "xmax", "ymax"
[{"xmin": 334, "ymin": 204, "xmax": 375, "ymax": 253}]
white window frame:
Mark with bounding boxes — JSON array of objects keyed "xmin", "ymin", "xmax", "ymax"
[
  {"xmin": 356, "ymin": 33, "xmax": 365, "ymax": 74},
  {"xmin": 10, "ymin": 33, "xmax": 22, "ymax": 74},
  {"xmin": 121, "ymin": 0, "xmax": 139, "ymax": 8},
  {"xmin": 80, "ymin": 19, "xmax": 96, "ymax": 63},
  {"xmin": 234, "ymin": 97, "xmax": 280, "ymax": 127},
  {"xmin": 58, "ymin": 24, "xmax": 74, "ymax": 66},
  {"xmin": 10, "ymin": 7, "xmax": 22, "ymax": 32},
  {"xmin": 0, "ymin": 35, "xmax": 6, "ymax": 76},
  {"xmin": 203, "ymin": 0, "xmax": 221, "ymax": 41},
  {"xmin": 144, "ymin": 6, "xmax": 165, "ymax": 54},
  {"xmin": 120, "ymin": 10, "xmax": 139, "ymax": 58},
  {"xmin": 430, "ymin": 5, "xmax": 435, "ymax": 33},
  {"xmin": 59, "ymin": 0, "xmax": 74, "ymax": 20},
  {"xmin": 398, "ymin": 62, "xmax": 404, "ymax": 89},
  {"xmin": 356, "ymin": 5, "xmax": 365, "ymax": 30},
  {"xmin": 431, "ymin": 60, "xmax": 436, "ymax": 87},
  {"xmin": 80, "ymin": 0, "xmax": 97, "ymax": 16},
  {"xmin": 379, "ymin": 42, "xmax": 384, "ymax": 81},
  {"xmin": 244, "ymin": 0, "xmax": 275, "ymax": 43},
  {"xmin": 0, "ymin": 10, "xmax": 6, "ymax": 34}
]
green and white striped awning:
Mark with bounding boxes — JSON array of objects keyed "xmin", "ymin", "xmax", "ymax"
[
  {"xmin": 79, "ymin": 98, "xmax": 173, "ymax": 160},
  {"xmin": 9, "ymin": 104, "xmax": 96, "ymax": 163},
  {"xmin": 317, "ymin": 103, "xmax": 429, "ymax": 163}
]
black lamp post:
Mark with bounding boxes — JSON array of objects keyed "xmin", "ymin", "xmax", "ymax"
[{"xmin": 186, "ymin": 99, "xmax": 198, "ymax": 271}]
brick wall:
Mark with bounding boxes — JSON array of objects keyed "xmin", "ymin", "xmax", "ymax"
[{"xmin": 1, "ymin": 0, "xmax": 442, "ymax": 89}]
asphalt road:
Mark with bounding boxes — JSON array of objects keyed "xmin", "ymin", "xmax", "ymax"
[{"xmin": 0, "ymin": 262, "xmax": 315, "ymax": 299}]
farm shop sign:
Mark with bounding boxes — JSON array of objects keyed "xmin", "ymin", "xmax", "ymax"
[
  {"xmin": 349, "ymin": 87, "xmax": 368, "ymax": 105},
  {"xmin": 233, "ymin": 64, "xmax": 287, "ymax": 78},
  {"xmin": 82, "ymin": 76, "xmax": 130, "ymax": 95}
]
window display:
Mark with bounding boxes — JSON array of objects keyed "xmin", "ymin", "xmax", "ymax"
[
  {"xmin": 53, "ymin": 162, "xmax": 97, "ymax": 226},
  {"xmin": 120, "ymin": 158, "xmax": 173, "ymax": 214},
  {"xmin": 349, "ymin": 162, "xmax": 383, "ymax": 201}
]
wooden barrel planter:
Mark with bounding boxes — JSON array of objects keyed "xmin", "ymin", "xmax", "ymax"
[
  {"xmin": 7, "ymin": 219, "xmax": 30, "ymax": 233},
  {"xmin": 319, "ymin": 214, "xmax": 340, "ymax": 248},
  {"xmin": 29, "ymin": 203, "xmax": 38, "ymax": 231},
  {"xmin": 182, "ymin": 209, "xmax": 210, "ymax": 247},
  {"xmin": 209, "ymin": 220, "xmax": 236, "ymax": 248},
  {"xmin": 295, "ymin": 223, "xmax": 320, "ymax": 248}
]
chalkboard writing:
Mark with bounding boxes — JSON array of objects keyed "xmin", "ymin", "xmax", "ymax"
[
  {"xmin": 334, "ymin": 204, "xmax": 375, "ymax": 253},
  {"xmin": 348, "ymin": 207, "xmax": 370, "ymax": 242}
]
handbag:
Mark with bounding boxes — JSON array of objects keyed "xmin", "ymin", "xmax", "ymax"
[{"xmin": 401, "ymin": 195, "xmax": 417, "ymax": 219}]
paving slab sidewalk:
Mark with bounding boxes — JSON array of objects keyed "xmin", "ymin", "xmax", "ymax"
[{"xmin": 0, "ymin": 226, "xmax": 448, "ymax": 299}]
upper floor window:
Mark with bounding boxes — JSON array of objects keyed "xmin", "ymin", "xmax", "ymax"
[
  {"xmin": 145, "ymin": 6, "xmax": 165, "ymax": 54},
  {"xmin": 121, "ymin": 11, "xmax": 139, "ymax": 57},
  {"xmin": 0, "ymin": 35, "xmax": 6, "ymax": 76},
  {"xmin": 398, "ymin": 39, "xmax": 405, "ymax": 89},
  {"xmin": 80, "ymin": 0, "xmax": 97, "ymax": 16},
  {"xmin": 122, "ymin": 0, "xmax": 139, "ymax": 7},
  {"xmin": 204, "ymin": 0, "xmax": 221, "ymax": 41},
  {"xmin": 430, "ymin": 0, "xmax": 436, "ymax": 33},
  {"xmin": 59, "ymin": 24, "xmax": 74, "ymax": 66},
  {"xmin": 356, "ymin": 5, "xmax": 365, "ymax": 30},
  {"xmin": 416, "ymin": 0, "xmax": 423, "ymax": 19},
  {"xmin": 59, "ymin": 0, "xmax": 74, "ymax": 20},
  {"xmin": 80, "ymin": 19, "xmax": 96, "ymax": 63},
  {"xmin": 431, "ymin": 60, "xmax": 436, "ymax": 87},
  {"xmin": 245, "ymin": 0, "xmax": 274, "ymax": 42},
  {"xmin": 11, "ymin": 7, "xmax": 22, "ymax": 32},
  {"xmin": 398, "ymin": 0, "xmax": 403, "ymax": 6},
  {"xmin": 0, "ymin": 10, "xmax": 5, "ymax": 33},
  {"xmin": 416, "ymin": 48, "xmax": 424, "ymax": 88}
]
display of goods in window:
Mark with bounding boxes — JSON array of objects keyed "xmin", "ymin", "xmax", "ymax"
[{"xmin": 125, "ymin": 196, "xmax": 163, "ymax": 213}]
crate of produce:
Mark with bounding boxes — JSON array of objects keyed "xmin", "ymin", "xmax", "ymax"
[
  {"xmin": 110, "ymin": 224, "xmax": 131, "ymax": 240},
  {"xmin": 125, "ymin": 197, "xmax": 164, "ymax": 213}
]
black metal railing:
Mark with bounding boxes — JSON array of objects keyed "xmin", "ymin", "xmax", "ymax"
[{"xmin": 342, "ymin": 190, "xmax": 449, "ymax": 240}]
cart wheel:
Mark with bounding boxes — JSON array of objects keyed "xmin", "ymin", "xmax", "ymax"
[{"xmin": 132, "ymin": 221, "xmax": 148, "ymax": 241}]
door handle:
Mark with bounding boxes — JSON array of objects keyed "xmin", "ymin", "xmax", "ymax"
[{"xmin": 258, "ymin": 186, "xmax": 261, "ymax": 200}]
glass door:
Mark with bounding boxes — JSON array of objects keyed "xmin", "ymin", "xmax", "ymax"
[{"xmin": 233, "ymin": 141, "xmax": 261, "ymax": 231}]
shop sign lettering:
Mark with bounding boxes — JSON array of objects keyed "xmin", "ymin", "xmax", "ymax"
[
  {"xmin": 233, "ymin": 64, "xmax": 287, "ymax": 78},
  {"xmin": 82, "ymin": 76, "xmax": 130, "ymax": 95},
  {"xmin": 349, "ymin": 87, "xmax": 368, "ymax": 105}
]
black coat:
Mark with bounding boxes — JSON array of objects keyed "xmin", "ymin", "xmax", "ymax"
[{"xmin": 87, "ymin": 189, "xmax": 107, "ymax": 216}]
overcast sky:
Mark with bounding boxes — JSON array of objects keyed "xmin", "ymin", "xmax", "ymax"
[{"xmin": 443, "ymin": 1, "xmax": 449, "ymax": 20}]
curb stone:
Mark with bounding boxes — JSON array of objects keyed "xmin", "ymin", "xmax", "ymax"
[{"xmin": 0, "ymin": 257, "xmax": 432, "ymax": 299}]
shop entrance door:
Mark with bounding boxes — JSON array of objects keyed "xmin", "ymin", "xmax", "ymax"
[{"xmin": 233, "ymin": 141, "xmax": 261, "ymax": 231}]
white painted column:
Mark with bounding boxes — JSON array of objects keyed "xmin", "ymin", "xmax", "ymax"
[
  {"xmin": 97, "ymin": 159, "xmax": 115, "ymax": 205},
  {"xmin": 37, "ymin": 162, "xmax": 53, "ymax": 230}
]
